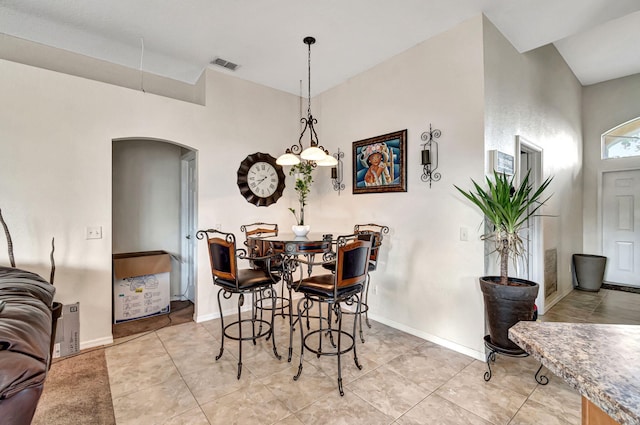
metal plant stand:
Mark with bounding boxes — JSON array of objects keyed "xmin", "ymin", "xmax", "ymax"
[{"xmin": 483, "ymin": 335, "xmax": 548, "ymax": 385}]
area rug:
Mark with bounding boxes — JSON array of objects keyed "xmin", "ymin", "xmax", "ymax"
[
  {"xmin": 32, "ymin": 348, "xmax": 115, "ymax": 425},
  {"xmin": 112, "ymin": 300, "xmax": 194, "ymax": 339}
]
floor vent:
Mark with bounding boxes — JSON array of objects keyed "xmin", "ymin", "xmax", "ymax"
[{"xmin": 211, "ymin": 57, "xmax": 239, "ymax": 71}]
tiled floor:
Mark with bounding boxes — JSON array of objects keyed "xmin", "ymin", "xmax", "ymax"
[{"xmin": 105, "ymin": 288, "xmax": 640, "ymax": 425}]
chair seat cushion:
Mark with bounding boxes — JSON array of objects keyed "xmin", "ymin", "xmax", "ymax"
[
  {"xmin": 215, "ymin": 268, "xmax": 278, "ymax": 291},
  {"xmin": 296, "ymin": 274, "xmax": 362, "ymax": 299}
]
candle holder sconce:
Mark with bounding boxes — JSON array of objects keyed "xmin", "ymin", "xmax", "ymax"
[
  {"xmin": 420, "ymin": 124, "xmax": 441, "ymax": 188},
  {"xmin": 331, "ymin": 148, "xmax": 345, "ymax": 195}
]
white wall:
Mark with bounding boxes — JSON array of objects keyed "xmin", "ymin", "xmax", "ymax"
[
  {"xmin": 582, "ymin": 74, "xmax": 640, "ymax": 255},
  {"xmin": 482, "ymin": 16, "xmax": 583, "ymax": 312},
  {"xmin": 311, "ymin": 15, "xmax": 487, "ymax": 357},
  {"xmin": 112, "ymin": 139, "xmax": 183, "ymax": 297},
  {"xmin": 0, "ymin": 59, "xmax": 301, "ymax": 348}
]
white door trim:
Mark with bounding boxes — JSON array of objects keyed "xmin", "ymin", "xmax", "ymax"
[
  {"xmin": 515, "ymin": 136, "xmax": 546, "ymax": 312},
  {"xmin": 180, "ymin": 150, "xmax": 197, "ymax": 303}
]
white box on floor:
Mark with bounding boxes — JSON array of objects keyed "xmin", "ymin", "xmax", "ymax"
[
  {"xmin": 53, "ymin": 302, "xmax": 80, "ymax": 358},
  {"xmin": 113, "ymin": 251, "xmax": 171, "ymax": 323}
]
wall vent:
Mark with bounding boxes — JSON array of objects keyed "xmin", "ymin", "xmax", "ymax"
[{"xmin": 211, "ymin": 57, "xmax": 239, "ymax": 71}]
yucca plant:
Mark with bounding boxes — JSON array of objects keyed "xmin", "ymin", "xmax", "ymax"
[{"xmin": 455, "ymin": 170, "xmax": 553, "ymax": 285}]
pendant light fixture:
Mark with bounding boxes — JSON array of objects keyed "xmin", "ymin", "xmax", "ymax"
[{"xmin": 277, "ymin": 36, "xmax": 337, "ymax": 167}]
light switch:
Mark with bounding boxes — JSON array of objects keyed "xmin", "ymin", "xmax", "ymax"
[{"xmin": 86, "ymin": 226, "xmax": 102, "ymax": 240}]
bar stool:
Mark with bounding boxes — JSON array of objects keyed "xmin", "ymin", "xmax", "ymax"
[
  {"xmin": 322, "ymin": 224, "xmax": 389, "ymax": 342},
  {"xmin": 240, "ymin": 223, "xmax": 290, "ymax": 322},
  {"xmin": 353, "ymin": 223, "xmax": 389, "ymax": 333},
  {"xmin": 197, "ymin": 228, "xmax": 281, "ymax": 379},
  {"xmin": 293, "ymin": 234, "xmax": 371, "ymax": 395}
]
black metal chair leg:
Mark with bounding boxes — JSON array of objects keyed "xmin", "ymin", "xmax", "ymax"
[
  {"xmin": 337, "ymin": 306, "xmax": 344, "ymax": 396},
  {"xmin": 363, "ymin": 273, "xmax": 372, "ymax": 329},
  {"xmin": 215, "ymin": 288, "xmax": 225, "ymax": 361},
  {"xmin": 270, "ymin": 287, "xmax": 281, "ymax": 360},
  {"xmin": 352, "ymin": 296, "xmax": 363, "ymax": 371},
  {"xmin": 237, "ymin": 294, "xmax": 244, "ymax": 379},
  {"xmin": 293, "ymin": 298, "xmax": 306, "ymax": 381}
]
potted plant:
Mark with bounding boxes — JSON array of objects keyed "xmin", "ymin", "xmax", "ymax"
[
  {"xmin": 289, "ymin": 162, "xmax": 314, "ymax": 236},
  {"xmin": 455, "ymin": 170, "xmax": 553, "ymax": 350}
]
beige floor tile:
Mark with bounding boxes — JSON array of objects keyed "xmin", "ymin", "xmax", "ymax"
[
  {"xmin": 354, "ymin": 331, "xmax": 409, "ymax": 364},
  {"xmin": 526, "ymin": 376, "xmax": 581, "ymax": 423},
  {"xmin": 396, "ymin": 393, "xmax": 494, "ymax": 425},
  {"xmin": 260, "ymin": 362, "xmax": 338, "ymax": 412},
  {"xmin": 294, "ymin": 388, "xmax": 393, "ymax": 425},
  {"xmin": 100, "ymin": 287, "xmax": 638, "ymax": 425},
  {"xmin": 345, "ymin": 366, "xmax": 430, "ymax": 419},
  {"xmin": 163, "ymin": 407, "xmax": 210, "ymax": 425},
  {"xmin": 112, "ymin": 374, "xmax": 198, "ymax": 425},
  {"xmin": 181, "ymin": 355, "xmax": 258, "ymax": 405},
  {"xmin": 156, "ymin": 322, "xmax": 219, "ymax": 355},
  {"xmin": 385, "ymin": 342, "xmax": 474, "ymax": 392},
  {"xmin": 106, "ymin": 334, "xmax": 181, "ymax": 398},
  {"xmin": 467, "ymin": 355, "xmax": 540, "ymax": 397},
  {"xmin": 274, "ymin": 415, "xmax": 305, "ymax": 425},
  {"xmin": 169, "ymin": 340, "xmax": 227, "ymax": 377},
  {"xmin": 106, "ymin": 332, "xmax": 168, "ymax": 359},
  {"xmin": 435, "ymin": 363, "xmax": 528, "ymax": 425},
  {"xmin": 200, "ymin": 381, "xmax": 291, "ymax": 425},
  {"xmin": 509, "ymin": 399, "xmax": 579, "ymax": 425}
]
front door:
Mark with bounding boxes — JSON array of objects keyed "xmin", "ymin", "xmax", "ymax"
[{"xmin": 602, "ymin": 169, "xmax": 640, "ymax": 287}]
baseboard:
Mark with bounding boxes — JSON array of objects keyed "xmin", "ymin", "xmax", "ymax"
[
  {"xmin": 368, "ymin": 312, "xmax": 485, "ymax": 361},
  {"xmin": 80, "ymin": 336, "xmax": 113, "ymax": 351}
]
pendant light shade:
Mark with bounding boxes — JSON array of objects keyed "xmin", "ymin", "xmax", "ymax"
[
  {"xmin": 276, "ymin": 152, "xmax": 301, "ymax": 165},
  {"xmin": 315, "ymin": 154, "xmax": 338, "ymax": 166},
  {"xmin": 300, "ymin": 146, "xmax": 327, "ymax": 161}
]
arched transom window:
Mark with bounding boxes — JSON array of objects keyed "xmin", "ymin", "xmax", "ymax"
[{"xmin": 603, "ymin": 117, "xmax": 640, "ymax": 159}]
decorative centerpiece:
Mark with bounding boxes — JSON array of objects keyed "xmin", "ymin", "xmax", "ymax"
[
  {"xmin": 289, "ymin": 162, "xmax": 313, "ymax": 236},
  {"xmin": 455, "ymin": 170, "xmax": 553, "ymax": 350}
]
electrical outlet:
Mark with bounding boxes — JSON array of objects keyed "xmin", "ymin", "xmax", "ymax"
[
  {"xmin": 460, "ymin": 227, "xmax": 469, "ymax": 241},
  {"xmin": 86, "ymin": 226, "xmax": 102, "ymax": 240}
]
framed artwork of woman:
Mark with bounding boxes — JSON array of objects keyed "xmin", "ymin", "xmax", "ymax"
[{"xmin": 352, "ymin": 129, "xmax": 407, "ymax": 194}]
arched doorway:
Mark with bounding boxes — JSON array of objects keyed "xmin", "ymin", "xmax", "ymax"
[{"xmin": 112, "ymin": 138, "xmax": 197, "ymax": 328}]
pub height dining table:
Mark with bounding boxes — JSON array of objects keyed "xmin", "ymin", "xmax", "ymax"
[{"xmin": 247, "ymin": 232, "xmax": 335, "ymax": 361}]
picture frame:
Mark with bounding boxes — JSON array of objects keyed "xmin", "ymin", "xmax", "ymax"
[
  {"xmin": 490, "ymin": 150, "xmax": 515, "ymax": 176},
  {"xmin": 353, "ymin": 129, "xmax": 407, "ymax": 194}
]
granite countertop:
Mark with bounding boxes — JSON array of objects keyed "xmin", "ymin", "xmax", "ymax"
[{"xmin": 509, "ymin": 322, "xmax": 640, "ymax": 425}]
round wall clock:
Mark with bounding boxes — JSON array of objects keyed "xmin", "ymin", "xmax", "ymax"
[{"xmin": 237, "ymin": 152, "xmax": 286, "ymax": 207}]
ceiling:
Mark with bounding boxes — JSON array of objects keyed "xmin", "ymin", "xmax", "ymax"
[{"xmin": 1, "ymin": 0, "xmax": 639, "ymax": 97}]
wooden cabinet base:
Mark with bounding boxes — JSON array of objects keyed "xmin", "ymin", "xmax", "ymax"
[{"xmin": 582, "ymin": 397, "xmax": 620, "ymax": 425}]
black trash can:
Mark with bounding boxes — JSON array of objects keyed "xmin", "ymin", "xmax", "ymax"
[{"xmin": 572, "ymin": 254, "xmax": 607, "ymax": 292}]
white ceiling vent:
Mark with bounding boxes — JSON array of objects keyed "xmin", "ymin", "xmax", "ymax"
[{"xmin": 211, "ymin": 57, "xmax": 239, "ymax": 71}]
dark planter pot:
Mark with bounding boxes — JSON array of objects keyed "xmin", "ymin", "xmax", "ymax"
[
  {"xmin": 49, "ymin": 301, "xmax": 63, "ymax": 369},
  {"xmin": 480, "ymin": 276, "xmax": 539, "ymax": 351},
  {"xmin": 572, "ymin": 254, "xmax": 606, "ymax": 292}
]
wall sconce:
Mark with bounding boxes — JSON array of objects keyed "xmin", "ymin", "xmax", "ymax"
[
  {"xmin": 331, "ymin": 148, "xmax": 345, "ymax": 195},
  {"xmin": 420, "ymin": 124, "xmax": 442, "ymax": 188}
]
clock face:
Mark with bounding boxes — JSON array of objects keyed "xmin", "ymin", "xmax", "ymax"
[
  {"xmin": 248, "ymin": 162, "xmax": 278, "ymax": 198},
  {"xmin": 237, "ymin": 153, "xmax": 286, "ymax": 207}
]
